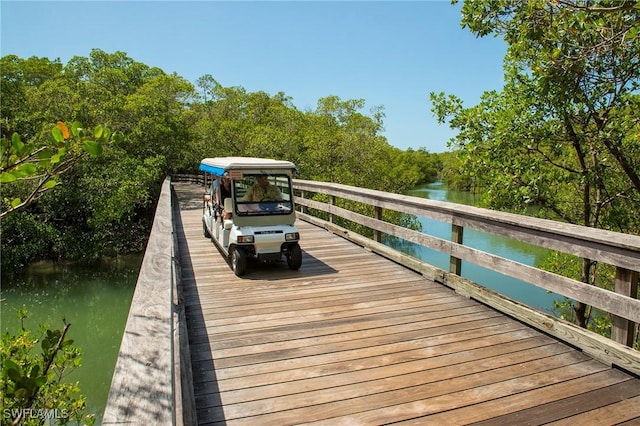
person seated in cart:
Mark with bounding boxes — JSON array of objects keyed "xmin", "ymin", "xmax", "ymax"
[
  {"xmin": 242, "ymin": 174, "xmax": 283, "ymax": 202},
  {"xmin": 216, "ymin": 172, "xmax": 233, "ymax": 219}
]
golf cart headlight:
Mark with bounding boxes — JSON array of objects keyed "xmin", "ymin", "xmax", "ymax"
[
  {"xmin": 285, "ymin": 232, "xmax": 299, "ymax": 241},
  {"xmin": 237, "ymin": 235, "xmax": 254, "ymax": 243}
]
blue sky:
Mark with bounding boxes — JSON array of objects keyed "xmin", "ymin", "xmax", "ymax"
[{"xmin": 1, "ymin": 1, "xmax": 507, "ymax": 153}]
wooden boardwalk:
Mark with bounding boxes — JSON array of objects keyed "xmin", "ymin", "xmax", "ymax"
[{"xmin": 173, "ymin": 182, "xmax": 640, "ymax": 425}]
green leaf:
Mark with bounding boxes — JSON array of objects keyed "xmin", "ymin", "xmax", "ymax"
[
  {"xmin": 7, "ymin": 367, "xmax": 22, "ymax": 382},
  {"xmin": 44, "ymin": 179, "xmax": 58, "ymax": 189},
  {"xmin": 25, "ymin": 377, "xmax": 36, "ymax": 391},
  {"xmin": 34, "ymin": 376, "xmax": 47, "ymax": 387},
  {"xmin": 0, "ymin": 136, "xmax": 9, "ymax": 152},
  {"xmin": 15, "ymin": 388, "xmax": 28, "ymax": 399},
  {"xmin": 4, "ymin": 359, "xmax": 22, "ymax": 377},
  {"xmin": 38, "ymin": 148, "xmax": 52, "ymax": 160},
  {"xmin": 71, "ymin": 121, "xmax": 82, "ymax": 137},
  {"xmin": 94, "ymin": 125, "xmax": 104, "ymax": 139},
  {"xmin": 30, "ymin": 364, "xmax": 40, "ymax": 378},
  {"xmin": 10, "ymin": 198, "xmax": 21, "ymax": 208},
  {"xmin": 16, "ymin": 163, "xmax": 37, "ymax": 175},
  {"xmin": 83, "ymin": 140, "xmax": 103, "ymax": 156},
  {"xmin": 0, "ymin": 172, "xmax": 17, "ymax": 183},
  {"xmin": 11, "ymin": 132, "xmax": 24, "ymax": 153},
  {"xmin": 51, "ymin": 126, "xmax": 64, "ymax": 143},
  {"xmin": 112, "ymin": 132, "xmax": 124, "ymax": 144},
  {"xmin": 11, "ymin": 169, "xmax": 27, "ymax": 178}
]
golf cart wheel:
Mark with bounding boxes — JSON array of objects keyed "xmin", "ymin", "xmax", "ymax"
[
  {"xmin": 202, "ymin": 219, "xmax": 210, "ymax": 238},
  {"xmin": 232, "ymin": 247, "xmax": 247, "ymax": 276},
  {"xmin": 287, "ymin": 243, "xmax": 302, "ymax": 270}
]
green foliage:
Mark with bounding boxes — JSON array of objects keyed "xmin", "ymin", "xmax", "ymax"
[
  {"xmin": 1, "ymin": 49, "xmax": 443, "ymax": 272},
  {"xmin": 434, "ymin": 1, "xmax": 640, "ymax": 331},
  {"xmin": 439, "ymin": 0, "xmax": 640, "ymax": 226},
  {"xmin": 191, "ymin": 84, "xmax": 440, "ymax": 192},
  {"xmin": 0, "ymin": 211, "xmax": 59, "ymax": 270},
  {"xmin": 1, "ymin": 121, "xmax": 122, "ymax": 220},
  {"xmin": 1, "ymin": 308, "xmax": 95, "ymax": 425},
  {"xmin": 429, "ymin": 150, "xmax": 467, "ymax": 191}
]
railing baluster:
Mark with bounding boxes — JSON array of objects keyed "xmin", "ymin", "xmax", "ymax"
[
  {"xmin": 374, "ymin": 206, "xmax": 382, "ymax": 243},
  {"xmin": 299, "ymin": 190, "xmax": 306, "ymax": 214},
  {"xmin": 330, "ymin": 195, "xmax": 336, "ymax": 223},
  {"xmin": 611, "ymin": 267, "xmax": 639, "ymax": 346},
  {"xmin": 449, "ymin": 224, "xmax": 464, "ymax": 276}
]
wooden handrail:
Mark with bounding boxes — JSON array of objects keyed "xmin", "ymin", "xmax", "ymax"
[
  {"xmin": 104, "ymin": 177, "xmax": 196, "ymax": 425},
  {"xmin": 292, "ymin": 179, "xmax": 640, "ymax": 348}
]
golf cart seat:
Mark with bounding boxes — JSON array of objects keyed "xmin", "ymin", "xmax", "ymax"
[{"xmin": 223, "ymin": 198, "xmax": 233, "ymax": 230}]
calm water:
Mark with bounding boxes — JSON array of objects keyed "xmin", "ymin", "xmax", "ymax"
[
  {"xmin": 388, "ymin": 181, "xmax": 560, "ymax": 315},
  {"xmin": 1, "ymin": 255, "xmax": 141, "ymax": 425}
]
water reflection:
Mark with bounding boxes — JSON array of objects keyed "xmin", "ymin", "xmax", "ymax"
[
  {"xmin": 1, "ymin": 255, "xmax": 141, "ymax": 425},
  {"xmin": 389, "ymin": 182, "xmax": 559, "ymax": 315}
]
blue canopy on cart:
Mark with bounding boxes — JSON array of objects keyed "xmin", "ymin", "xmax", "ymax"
[
  {"xmin": 198, "ymin": 162, "xmax": 226, "ymax": 177},
  {"xmin": 199, "ymin": 157, "xmax": 297, "ymax": 177}
]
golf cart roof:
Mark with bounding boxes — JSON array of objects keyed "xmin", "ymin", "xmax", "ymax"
[{"xmin": 199, "ymin": 157, "xmax": 297, "ymax": 176}]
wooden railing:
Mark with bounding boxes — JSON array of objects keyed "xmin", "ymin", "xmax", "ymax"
[
  {"xmin": 104, "ymin": 177, "xmax": 196, "ymax": 425},
  {"xmin": 173, "ymin": 173, "xmax": 206, "ymax": 186},
  {"xmin": 293, "ymin": 179, "xmax": 640, "ymax": 375}
]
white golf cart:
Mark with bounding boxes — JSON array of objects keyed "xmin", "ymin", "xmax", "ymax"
[{"xmin": 200, "ymin": 157, "xmax": 302, "ymax": 276}]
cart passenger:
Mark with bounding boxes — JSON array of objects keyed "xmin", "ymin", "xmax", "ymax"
[
  {"xmin": 216, "ymin": 172, "xmax": 232, "ymax": 219},
  {"xmin": 243, "ymin": 174, "xmax": 283, "ymax": 202}
]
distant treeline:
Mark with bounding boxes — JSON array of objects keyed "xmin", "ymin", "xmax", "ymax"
[{"xmin": 0, "ymin": 50, "xmax": 446, "ymax": 271}]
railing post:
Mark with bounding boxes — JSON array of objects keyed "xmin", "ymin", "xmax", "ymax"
[
  {"xmin": 449, "ymin": 224, "xmax": 463, "ymax": 275},
  {"xmin": 374, "ymin": 206, "xmax": 382, "ymax": 243},
  {"xmin": 330, "ymin": 195, "xmax": 336, "ymax": 223},
  {"xmin": 299, "ymin": 190, "xmax": 306, "ymax": 214},
  {"xmin": 611, "ymin": 267, "xmax": 639, "ymax": 346}
]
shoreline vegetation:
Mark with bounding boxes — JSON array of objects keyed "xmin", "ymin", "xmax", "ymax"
[{"xmin": 1, "ymin": 50, "xmax": 444, "ymax": 273}]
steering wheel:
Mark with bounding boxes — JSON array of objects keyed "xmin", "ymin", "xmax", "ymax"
[{"xmin": 258, "ymin": 201, "xmax": 274, "ymax": 211}]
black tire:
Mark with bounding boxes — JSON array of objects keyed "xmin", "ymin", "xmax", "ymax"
[
  {"xmin": 232, "ymin": 247, "xmax": 247, "ymax": 276},
  {"xmin": 202, "ymin": 219, "xmax": 211, "ymax": 238},
  {"xmin": 287, "ymin": 243, "xmax": 302, "ymax": 270}
]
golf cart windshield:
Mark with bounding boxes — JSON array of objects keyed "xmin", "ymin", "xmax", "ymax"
[{"xmin": 234, "ymin": 173, "xmax": 294, "ymax": 216}]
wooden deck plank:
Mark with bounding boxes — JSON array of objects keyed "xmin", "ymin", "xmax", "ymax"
[
  {"xmin": 172, "ymin": 182, "xmax": 640, "ymax": 425},
  {"xmin": 199, "ymin": 359, "xmax": 611, "ymax": 425},
  {"xmin": 543, "ymin": 394, "xmax": 640, "ymax": 425},
  {"xmin": 467, "ymin": 378, "xmax": 640, "ymax": 426},
  {"xmin": 201, "ymin": 343, "xmax": 576, "ymax": 407},
  {"xmin": 194, "ymin": 334, "xmax": 556, "ymax": 389}
]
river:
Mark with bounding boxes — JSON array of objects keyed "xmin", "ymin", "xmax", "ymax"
[
  {"xmin": 388, "ymin": 181, "xmax": 561, "ymax": 315},
  {"xmin": 1, "ymin": 255, "xmax": 141, "ymax": 425}
]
